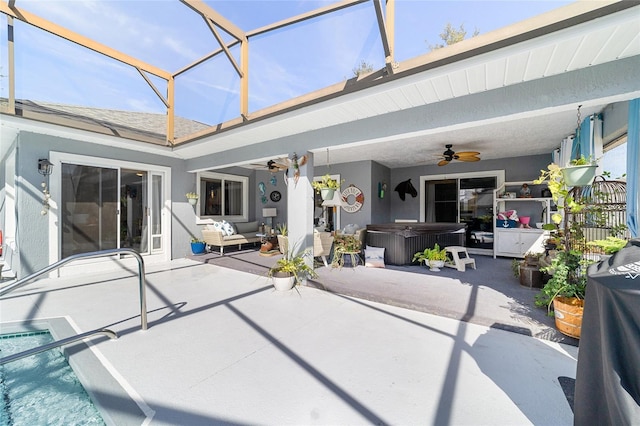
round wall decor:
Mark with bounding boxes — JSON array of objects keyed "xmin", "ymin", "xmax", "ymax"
[
  {"xmin": 270, "ymin": 191, "xmax": 281, "ymax": 202},
  {"xmin": 341, "ymin": 185, "xmax": 364, "ymax": 213}
]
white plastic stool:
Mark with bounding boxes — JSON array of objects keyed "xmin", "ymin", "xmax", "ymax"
[{"xmin": 445, "ymin": 246, "xmax": 476, "ymax": 272}]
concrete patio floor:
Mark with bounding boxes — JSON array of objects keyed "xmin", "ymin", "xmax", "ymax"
[{"xmin": 1, "ymin": 257, "xmax": 577, "ymax": 425}]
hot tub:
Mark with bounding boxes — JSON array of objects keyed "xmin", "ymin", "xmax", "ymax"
[{"xmin": 366, "ymin": 223, "xmax": 467, "ymax": 265}]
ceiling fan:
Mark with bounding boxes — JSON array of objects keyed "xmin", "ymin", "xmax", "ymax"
[
  {"xmin": 437, "ymin": 144, "xmax": 480, "ymax": 166},
  {"xmin": 250, "ymin": 159, "xmax": 289, "ymax": 172}
]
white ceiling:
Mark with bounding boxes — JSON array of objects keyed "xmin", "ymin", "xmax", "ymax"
[{"xmin": 175, "ymin": 2, "xmax": 640, "ymax": 171}]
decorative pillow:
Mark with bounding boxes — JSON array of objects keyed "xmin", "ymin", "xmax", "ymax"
[
  {"xmin": 342, "ymin": 224, "xmax": 358, "ymax": 235},
  {"xmin": 221, "ymin": 220, "xmax": 236, "ymax": 236},
  {"xmin": 365, "ymin": 246, "xmax": 385, "ymax": 268},
  {"xmin": 210, "ymin": 221, "xmax": 225, "ymax": 233}
]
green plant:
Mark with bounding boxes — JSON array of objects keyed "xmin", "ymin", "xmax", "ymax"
[
  {"xmin": 511, "ymin": 258, "xmax": 521, "ymax": 278},
  {"xmin": 535, "ymin": 249, "xmax": 593, "ymax": 315},
  {"xmin": 333, "ymin": 235, "xmax": 362, "ymax": 253},
  {"xmin": 191, "ymin": 236, "xmax": 204, "ymax": 243},
  {"xmin": 311, "ymin": 174, "xmax": 343, "ymax": 193},
  {"xmin": 277, "ymin": 223, "xmax": 288, "ymax": 236},
  {"xmin": 586, "ymin": 236, "xmax": 628, "ymax": 254},
  {"xmin": 568, "ymin": 155, "xmax": 594, "ymax": 166},
  {"xmin": 268, "ymin": 245, "xmax": 318, "ymax": 284},
  {"xmin": 186, "ymin": 192, "xmax": 199, "ymax": 199},
  {"xmin": 534, "ymin": 163, "xmax": 587, "ymax": 226},
  {"xmin": 413, "ymin": 243, "xmax": 448, "ymax": 264}
]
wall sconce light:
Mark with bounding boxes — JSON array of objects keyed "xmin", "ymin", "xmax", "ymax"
[
  {"xmin": 37, "ymin": 158, "xmax": 53, "ymax": 215},
  {"xmin": 378, "ymin": 182, "xmax": 387, "ymax": 198},
  {"xmin": 38, "ymin": 158, "xmax": 54, "ymax": 176}
]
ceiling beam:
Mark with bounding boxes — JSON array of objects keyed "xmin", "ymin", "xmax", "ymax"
[
  {"xmin": 0, "ymin": 2, "xmax": 171, "ymax": 80},
  {"xmin": 203, "ymin": 16, "xmax": 243, "ymax": 78},
  {"xmin": 246, "ymin": 0, "xmax": 369, "ymax": 38},
  {"xmin": 373, "ymin": 0, "xmax": 394, "ymax": 75},
  {"xmin": 180, "ymin": 0, "xmax": 246, "ymax": 42}
]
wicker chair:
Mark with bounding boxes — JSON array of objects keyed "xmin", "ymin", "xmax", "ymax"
[{"xmin": 313, "ymin": 232, "xmax": 334, "ymax": 267}]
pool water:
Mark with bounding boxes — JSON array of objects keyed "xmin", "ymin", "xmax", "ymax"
[{"xmin": 0, "ymin": 331, "xmax": 105, "ymax": 425}]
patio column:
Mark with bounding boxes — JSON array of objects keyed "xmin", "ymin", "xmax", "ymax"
[{"xmin": 286, "ymin": 152, "xmax": 315, "ymax": 268}]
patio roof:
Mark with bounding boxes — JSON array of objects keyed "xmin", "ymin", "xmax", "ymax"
[{"xmin": 1, "ymin": 1, "xmax": 639, "ymax": 170}]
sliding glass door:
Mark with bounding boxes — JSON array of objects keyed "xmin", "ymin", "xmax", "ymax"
[
  {"xmin": 61, "ymin": 164, "xmax": 118, "ymax": 258},
  {"xmin": 422, "ymin": 171, "xmax": 504, "ymax": 252},
  {"xmin": 59, "ymin": 160, "xmax": 166, "ymax": 259}
]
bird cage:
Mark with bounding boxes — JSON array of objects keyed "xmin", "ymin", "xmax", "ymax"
[{"xmin": 565, "ymin": 176, "xmax": 627, "ymax": 257}]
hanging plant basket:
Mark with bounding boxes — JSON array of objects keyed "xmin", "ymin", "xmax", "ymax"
[
  {"xmin": 561, "ymin": 165, "xmax": 597, "ymax": 187},
  {"xmin": 320, "ymin": 188, "xmax": 335, "ymax": 201},
  {"xmin": 187, "ymin": 198, "xmax": 198, "ymax": 206}
]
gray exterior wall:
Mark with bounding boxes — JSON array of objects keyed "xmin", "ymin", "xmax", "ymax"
[
  {"xmin": 390, "ymin": 154, "xmax": 551, "ymax": 223},
  {"xmin": 14, "ymin": 131, "xmax": 194, "ymax": 277}
]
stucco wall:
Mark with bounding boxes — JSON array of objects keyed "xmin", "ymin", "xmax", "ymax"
[
  {"xmin": 15, "ymin": 131, "xmax": 194, "ymax": 277},
  {"xmin": 389, "ymin": 154, "xmax": 551, "ymax": 223}
]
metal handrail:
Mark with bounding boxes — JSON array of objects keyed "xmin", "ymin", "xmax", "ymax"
[
  {"xmin": 0, "ymin": 248, "xmax": 148, "ymax": 330},
  {"xmin": 0, "ymin": 328, "xmax": 117, "ymax": 365}
]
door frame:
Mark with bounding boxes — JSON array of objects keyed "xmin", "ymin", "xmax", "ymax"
[
  {"xmin": 420, "ymin": 170, "xmax": 504, "ymax": 255},
  {"xmin": 48, "ymin": 152, "xmax": 171, "ymax": 273},
  {"xmin": 419, "ymin": 170, "xmax": 505, "ymax": 222}
]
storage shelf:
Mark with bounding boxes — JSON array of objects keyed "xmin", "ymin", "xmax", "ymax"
[{"xmin": 493, "ymin": 181, "xmax": 553, "ymax": 258}]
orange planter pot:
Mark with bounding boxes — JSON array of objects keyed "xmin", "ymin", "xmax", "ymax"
[{"xmin": 553, "ymin": 296, "xmax": 584, "ymax": 339}]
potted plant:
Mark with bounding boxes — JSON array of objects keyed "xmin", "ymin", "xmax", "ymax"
[
  {"xmin": 331, "ymin": 234, "xmax": 362, "ymax": 268},
  {"xmin": 268, "ymin": 246, "xmax": 318, "ymax": 291},
  {"xmin": 276, "ymin": 223, "xmax": 288, "ymax": 255},
  {"xmin": 561, "ymin": 156, "xmax": 598, "ymax": 187},
  {"xmin": 534, "ymin": 249, "xmax": 593, "ymax": 338},
  {"xmin": 413, "ymin": 243, "xmax": 448, "ymax": 271},
  {"xmin": 186, "ymin": 192, "xmax": 199, "ymax": 206},
  {"xmin": 586, "ymin": 236, "xmax": 628, "ymax": 257},
  {"xmin": 518, "ymin": 251, "xmax": 543, "ymax": 288},
  {"xmin": 190, "ymin": 237, "xmax": 206, "ymax": 255},
  {"xmin": 312, "ymin": 174, "xmax": 343, "ymax": 200}
]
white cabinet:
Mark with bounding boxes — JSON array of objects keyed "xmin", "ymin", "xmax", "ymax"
[
  {"xmin": 494, "ymin": 228, "xmax": 546, "ymax": 257},
  {"xmin": 493, "ymin": 181, "xmax": 553, "ymax": 258}
]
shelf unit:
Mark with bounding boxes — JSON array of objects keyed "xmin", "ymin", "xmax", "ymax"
[{"xmin": 493, "ymin": 181, "xmax": 553, "ymax": 258}]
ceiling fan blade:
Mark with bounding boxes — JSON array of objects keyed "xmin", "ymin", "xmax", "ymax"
[
  {"xmin": 458, "ymin": 156, "xmax": 481, "ymax": 162},
  {"xmin": 437, "ymin": 159, "xmax": 450, "ymax": 166},
  {"xmin": 455, "ymin": 151, "xmax": 480, "ymax": 157}
]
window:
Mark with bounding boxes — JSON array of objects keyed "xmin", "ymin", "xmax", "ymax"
[{"xmin": 197, "ymin": 172, "xmax": 249, "ymax": 222}]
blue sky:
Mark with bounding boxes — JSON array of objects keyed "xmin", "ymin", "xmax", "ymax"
[{"xmin": 1, "ymin": 0, "xmax": 574, "ymax": 126}]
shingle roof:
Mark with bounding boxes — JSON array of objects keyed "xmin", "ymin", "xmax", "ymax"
[{"xmin": 2, "ymin": 99, "xmax": 210, "ymax": 145}]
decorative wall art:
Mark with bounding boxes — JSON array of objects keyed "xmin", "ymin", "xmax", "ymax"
[
  {"xmin": 270, "ymin": 191, "xmax": 281, "ymax": 202},
  {"xmin": 394, "ymin": 179, "xmax": 418, "ymax": 201},
  {"xmin": 259, "ymin": 181, "xmax": 267, "ymax": 203},
  {"xmin": 341, "ymin": 185, "xmax": 364, "ymax": 213}
]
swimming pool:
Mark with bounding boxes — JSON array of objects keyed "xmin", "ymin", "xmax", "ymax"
[
  {"xmin": 0, "ymin": 318, "xmax": 151, "ymax": 425},
  {"xmin": 1, "ymin": 330, "xmax": 105, "ymax": 425}
]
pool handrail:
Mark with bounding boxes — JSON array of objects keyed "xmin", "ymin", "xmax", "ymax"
[
  {"xmin": 0, "ymin": 328, "xmax": 117, "ymax": 365},
  {"xmin": 0, "ymin": 248, "xmax": 147, "ymax": 330}
]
